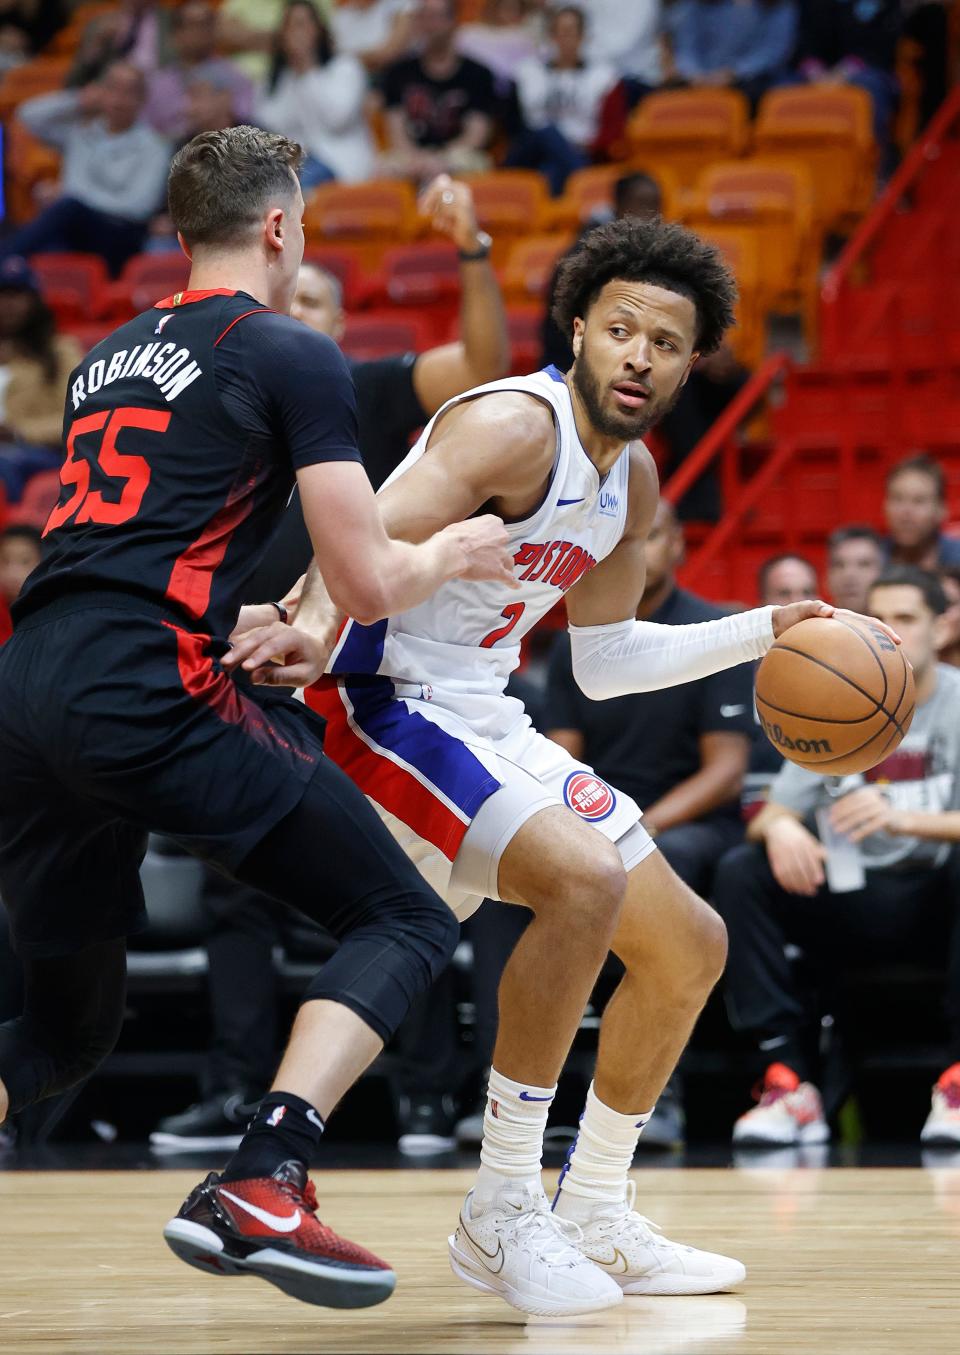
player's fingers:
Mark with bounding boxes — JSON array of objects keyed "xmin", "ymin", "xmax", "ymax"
[
  {"xmin": 224, "ymin": 623, "xmax": 293, "ymax": 671},
  {"xmin": 835, "ymin": 608, "xmax": 902, "ymax": 645},
  {"xmin": 252, "ymin": 661, "xmax": 313, "ymax": 687}
]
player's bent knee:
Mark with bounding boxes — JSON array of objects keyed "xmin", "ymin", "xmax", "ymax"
[{"xmin": 552, "ymin": 839, "xmax": 627, "ymax": 935}]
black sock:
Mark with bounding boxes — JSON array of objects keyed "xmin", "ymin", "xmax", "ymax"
[{"xmin": 220, "ymin": 1091, "xmax": 325, "ymax": 1182}]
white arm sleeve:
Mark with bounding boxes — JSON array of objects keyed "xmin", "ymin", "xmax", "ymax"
[{"xmin": 569, "ymin": 606, "xmax": 776, "ymax": 700}]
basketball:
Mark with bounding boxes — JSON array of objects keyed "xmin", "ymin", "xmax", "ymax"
[{"xmin": 755, "ymin": 614, "xmax": 916, "ymax": 775}]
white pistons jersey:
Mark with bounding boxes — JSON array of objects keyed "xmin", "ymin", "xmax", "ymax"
[{"xmin": 328, "ymin": 366, "xmax": 631, "ymax": 702}]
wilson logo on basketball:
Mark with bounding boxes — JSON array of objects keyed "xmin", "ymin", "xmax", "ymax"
[
  {"xmin": 563, "ymin": 772, "xmax": 616, "ymax": 821},
  {"xmin": 757, "ymin": 713, "xmax": 832, "ymax": 755}
]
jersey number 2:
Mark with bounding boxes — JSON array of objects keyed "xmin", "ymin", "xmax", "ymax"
[
  {"xmin": 480, "ymin": 602, "xmax": 526, "ymax": 649},
  {"xmin": 44, "ymin": 406, "xmax": 171, "ymax": 536}
]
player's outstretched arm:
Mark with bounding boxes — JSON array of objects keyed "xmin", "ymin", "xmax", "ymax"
[{"xmin": 564, "ymin": 446, "xmax": 838, "ymax": 700}]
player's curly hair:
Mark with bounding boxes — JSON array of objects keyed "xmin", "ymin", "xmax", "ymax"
[{"xmin": 551, "ymin": 217, "xmax": 738, "ymax": 354}]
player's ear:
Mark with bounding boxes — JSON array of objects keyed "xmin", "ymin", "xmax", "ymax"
[
  {"xmin": 265, "ymin": 207, "xmax": 285, "ymax": 255},
  {"xmin": 571, "ymin": 317, "xmax": 584, "ymax": 360},
  {"xmin": 176, "ymin": 231, "xmax": 192, "ymax": 263}
]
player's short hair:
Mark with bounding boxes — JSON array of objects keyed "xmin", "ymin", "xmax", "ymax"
[
  {"xmin": 826, "ymin": 524, "xmax": 885, "ymax": 556},
  {"xmin": 869, "ymin": 564, "xmax": 948, "ymax": 616},
  {"xmin": 168, "ymin": 125, "xmax": 304, "ymax": 249},
  {"xmin": 551, "ymin": 217, "xmax": 737, "ymax": 353},
  {"xmin": 757, "ymin": 552, "xmax": 817, "ymax": 596},
  {"xmin": 886, "ymin": 452, "xmax": 946, "ymax": 501}
]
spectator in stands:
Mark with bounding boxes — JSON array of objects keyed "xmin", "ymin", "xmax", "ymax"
[
  {"xmin": 715, "ymin": 566, "xmax": 960, "ymax": 1147},
  {"xmin": 757, "ymin": 552, "xmax": 819, "ymax": 606},
  {"xmin": 0, "ymin": 1, "xmax": 66, "ymax": 61},
  {"xmin": 69, "ymin": 0, "xmax": 167, "ymax": 87},
  {"xmin": 658, "ymin": 340, "xmax": 750, "ymax": 522},
  {"xmin": 255, "ymin": 0, "xmax": 374, "ymax": 186},
  {"xmin": 936, "ymin": 567, "xmax": 960, "ymax": 669},
  {"xmin": 545, "ymin": 499, "xmax": 755, "ymax": 1147},
  {"xmin": 144, "ymin": 2, "xmax": 254, "ymax": 140},
  {"xmin": 793, "ymin": 0, "xmax": 900, "ymax": 168},
  {"xmin": 379, "ymin": 0, "xmax": 497, "ymax": 179},
  {"xmin": 0, "ymin": 257, "xmax": 80, "ymax": 505},
  {"xmin": 456, "ymin": 0, "xmax": 541, "ymax": 83},
  {"xmin": 541, "ymin": 170, "xmax": 664, "ymax": 369},
  {"xmin": 332, "ymin": 0, "xmax": 416, "ymax": 73},
  {"xmin": 0, "ymin": 523, "xmax": 41, "ymax": 645},
  {"xmin": 826, "ymin": 523, "xmax": 885, "ymax": 613},
  {"xmin": 216, "ymin": 0, "xmax": 293, "ymax": 87},
  {"xmin": 667, "ymin": 0, "xmax": 798, "ymax": 105},
  {"xmin": 580, "ymin": 0, "xmax": 664, "ymax": 101},
  {"xmin": 7, "ymin": 61, "xmax": 171, "ymax": 276},
  {"xmin": 885, "ymin": 453, "xmax": 960, "ymax": 571},
  {"xmin": 509, "ymin": 5, "xmax": 619, "ymax": 195},
  {"xmin": 149, "ymin": 176, "xmax": 511, "ymax": 1151}
]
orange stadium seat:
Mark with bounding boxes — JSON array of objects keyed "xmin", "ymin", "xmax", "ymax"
[
  {"xmin": 548, "ymin": 162, "xmax": 682, "ymax": 231},
  {"xmin": 464, "ymin": 171, "xmax": 551, "ymax": 261},
  {"xmin": 340, "ymin": 309, "xmax": 437, "ymax": 361},
  {"xmin": 64, "ymin": 321, "xmax": 119, "ymax": 352},
  {"xmin": 5, "ymin": 119, "xmax": 60, "ymax": 225},
  {"xmin": 690, "ymin": 225, "xmax": 766, "ymax": 368},
  {"xmin": 109, "ymin": 252, "xmax": 192, "ymax": 320},
  {"xmin": 501, "ymin": 234, "xmax": 572, "ymax": 304},
  {"xmin": 0, "ymin": 57, "xmax": 72, "ymax": 122},
  {"xmin": 376, "ymin": 242, "xmax": 461, "ymax": 306},
  {"xmin": 31, "ymin": 252, "xmax": 110, "ymax": 320},
  {"xmin": 626, "ymin": 89, "xmax": 751, "ymax": 189},
  {"xmin": 683, "ymin": 159, "xmax": 820, "ymax": 326},
  {"xmin": 304, "ymin": 181, "xmax": 421, "ymax": 273},
  {"xmin": 753, "ymin": 85, "xmax": 876, "ymax": 229},
  {"xmin": 302, "ymin": 246, "xmax": 369, "ymax": 310}
]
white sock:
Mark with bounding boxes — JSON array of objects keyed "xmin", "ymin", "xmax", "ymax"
[
  {"xmin": 553, "ymin": 1081, "xmax": 653, "ymax": 1222},
  {"xmin": 473, "ymin": 1067, "xmax": 556, "ymax": 1210}
]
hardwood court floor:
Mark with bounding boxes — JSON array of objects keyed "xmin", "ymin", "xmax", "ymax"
[{"xmin": 1, "ymin": 1165, "xmax": 958, "ymax": 1354}]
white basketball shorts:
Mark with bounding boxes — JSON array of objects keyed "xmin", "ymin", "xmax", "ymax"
[{"xmin": 304, "ymin": 675, "xmax": 655, "ymax": 921}]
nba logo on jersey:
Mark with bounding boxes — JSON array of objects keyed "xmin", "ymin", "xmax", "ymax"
[
  {"xmin": 563, "ymin": 771, "xmax": 616, "ymax": 821},
  {"xmin": 266, "ymin": 1104, "xmax": 287, "ymax": 1127}
]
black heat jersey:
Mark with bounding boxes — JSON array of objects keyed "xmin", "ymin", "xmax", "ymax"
[{"xmin": 15, "ymin": 288, "xmax": 361, "ymax": 638}]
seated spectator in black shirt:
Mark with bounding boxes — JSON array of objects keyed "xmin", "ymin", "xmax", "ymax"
[
  {"xmin": 546, "ymin": 498, "xmax": 755, "ymax": 896},
  {"xmin": 715, "ymin": 567, "xmax": 960, "ymax": 1149},
  {"xmin": 884, "ymin": 453, "xmax": 960, "ymax": 572},
  {"xmin": 826, "ymin": 523, "xmax": 884, "ymax": 614},
  {"xmin": 658, "ymin": 341, "xmax": 749, "ymax": 522},
  {"xmin": 379, "ymin": 0, "xmax": 497, "ymax": 179}
]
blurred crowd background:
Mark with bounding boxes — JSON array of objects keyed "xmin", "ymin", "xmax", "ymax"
[{"xmin": 0, "ymin": 0, "xmax": 959, "ymax": 1164}]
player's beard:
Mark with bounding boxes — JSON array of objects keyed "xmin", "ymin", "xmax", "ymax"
[{"xmin": 571, "ymin": 344, "xmax": 683, "ymax": 442}]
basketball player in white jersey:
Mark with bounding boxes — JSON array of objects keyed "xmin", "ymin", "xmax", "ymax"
[{"xmin": 228, "ymin": 218, "xmax": 894, "ymax": 1316}]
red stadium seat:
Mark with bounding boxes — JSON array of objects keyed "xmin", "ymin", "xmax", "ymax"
[
  {"xmin": 30, "ymin": 253, "xmax": 110, "ymax": 320},
  {"xmin": 302, "ymin": 246, "xmax": 368, "ymax": 310},
  {"xmin": 8, "ymin": 470, "xmax": 60, "ymax": 530},
  {"xmin": 340, "ymin": 310, "xmax": 437, "ymax": 361},
  {"xmin": 505, "ymin": 305, "xmax": 544, "ymax": 376},
  {"xmin": 109, "ymin": 253, "xmax": 192, "ymax": 321}
]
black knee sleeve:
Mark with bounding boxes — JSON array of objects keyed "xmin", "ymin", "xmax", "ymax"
[
  {"xmin": 0, "ymin": 938, "xmax": 126, "ymax": 1117},
  {"xmin": 301, "ymin": 885, "xmax": 458, "ymax": 1043}
]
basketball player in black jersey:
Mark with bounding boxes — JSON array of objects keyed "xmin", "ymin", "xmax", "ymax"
[{"xmin": 0, "ymin": 126, "xmax": 514, "ymax": 1310}]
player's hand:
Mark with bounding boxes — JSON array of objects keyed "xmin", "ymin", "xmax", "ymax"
[
  {"xmin": 828, "ymin": 786, "xmax": 901, "ymax": 842},
  {"xmin": 771, "ymin": 600, "xmax": 901, "ymax": 647},
  {"xmin": 229, "ymin": 604, "xmax": 283, "ymax": 641},
  {"xmin": 441, "ymin": 513, "xmax": 519, "ymax": 587},
  {"xmin": 764, "ymin": 815, "xmax": 827, "ymax": 896},
  {"xmin": 221, "ymin": 621, "xmax": 329, "ymax": 688},
  {"xmin": 418, "ymin": 173, "xmax": 483, "ymax": 254}
]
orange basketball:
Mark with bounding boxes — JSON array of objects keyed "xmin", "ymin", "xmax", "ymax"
[{"xmin": 755, "ymin": 614, "xmax": 916, "ymax": 775}]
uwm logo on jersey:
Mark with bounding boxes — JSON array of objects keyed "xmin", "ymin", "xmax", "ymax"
[{"xmin": 513, "ymin": 539, "xmax": 597, "ymax": 593}]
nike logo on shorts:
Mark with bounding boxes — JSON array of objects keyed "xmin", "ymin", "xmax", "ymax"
[{"xmin": 220, "ymin": 1188, "xmax": 302, "ymax": 1233}]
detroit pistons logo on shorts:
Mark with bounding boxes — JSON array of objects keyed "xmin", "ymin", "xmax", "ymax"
[{"xmin": 563, "ymin": 771, "xmax": 616, "ymax": 822}]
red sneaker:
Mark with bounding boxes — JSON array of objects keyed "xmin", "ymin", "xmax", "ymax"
[
  {"xmin": 732, "ymin": 1063, "xmax": 830, "ymax": 1147},
  {"xmin": 921, "ymin": 1063, "xmax": 960, "ymax": 1146},
  {"xmin": 163, "ymin": 1160, "xmax": 395, "ymax": 1308}
]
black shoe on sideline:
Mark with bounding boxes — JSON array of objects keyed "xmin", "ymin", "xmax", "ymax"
[{"xmin": 150, "ymin": 1089, "xmax": 261, "ymax": 1153}]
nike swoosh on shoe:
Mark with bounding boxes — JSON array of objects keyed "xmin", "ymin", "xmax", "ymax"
[
  {"xmin": 220, "ymin": 1189, "xmax": 302, "ymax": 1233},
  {"xmin": 458, "ymin": 1217, "xmax": 505, "ymax": 1274}
]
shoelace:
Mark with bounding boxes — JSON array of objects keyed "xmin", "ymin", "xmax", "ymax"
[
  {"xmin": 592, "ymin": 1181, "xmax": 683, "ymax": 1254},
  {"xmin": 501, "ymin": 1202, "xmax": 585, "ymax": 1267}
]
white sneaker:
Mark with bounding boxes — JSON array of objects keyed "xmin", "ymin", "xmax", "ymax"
[
  {"xmin": 574, "ymin": 1180, "xmax": 746, "ymax": 1296},
  {"xmin": 732, "ymin": 1063, "xmax": 830, "ymax": 1147},
  {"xmin": 920, "ymin": 1064, "xmax": 960, "ymax": 1146},
  {"xmin": 448, "ymin": 1182, "xmax": 623, "ymax": 1316}
]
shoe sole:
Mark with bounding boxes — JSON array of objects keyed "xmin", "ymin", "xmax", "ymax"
[
  {"xmin": 616, "ymin": 1260, "xmax": 747, "ymax": 1296},
  {"xmin": 733, "ymin": 1121, "xmax": 830, "ymax": 1147},
  {"xmin": 447, "ymin": 1235, "xmax": 623, "ymax": 1316},
  {"xmin": 150, "ymin": 1132, "xmax": 244, "ymax": 1152},
  {"xmin": 920, "ymin": 1129, "xmax": 960, "ymax": 1147},
  {"xmin": 163, "ymin": 1218, "xmax": 396, "ymax": 1309}
]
